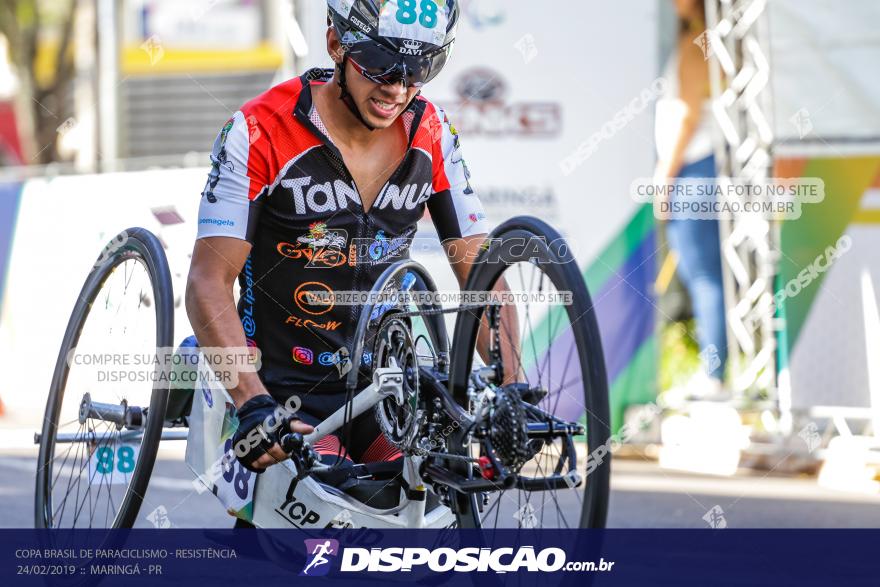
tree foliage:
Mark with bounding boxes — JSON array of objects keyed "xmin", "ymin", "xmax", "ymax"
[{"xmin": 0, "ymin": 0, "xmax": 77, "ymax": 164}]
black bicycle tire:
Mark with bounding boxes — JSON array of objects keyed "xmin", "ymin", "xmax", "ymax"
[
  {"xmin": 447, "ymin": 216, "xmax": 611, "ymax": 529},
  {"xmin": 34, "ymin": 227, "xmax": 174, "ymax": 528},
  {"xmin": 346, "ymin": 259, "xmax": 450, "ymax": 392}
]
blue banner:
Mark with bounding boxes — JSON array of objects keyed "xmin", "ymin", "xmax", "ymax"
[
  {"xmin": 0, "ymin": 529, "xmax": 875, "ymax": 585},
  {"xmin": 0, "ymin": 180, "xmax": 21, "ymax": 319}
]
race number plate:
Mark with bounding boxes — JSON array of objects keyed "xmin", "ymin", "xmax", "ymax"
[
  {"xmin": 378, "ymin": 0, "xmax": 448, "ymax": 46},
  {"xmin": 185, "ymin": 359, "xmax": 255, "ymax": 521},
  {"xmin": 214, "ymin": 432, "xmax": 255, "ymax": 517},
  {"xmin": 88, "ymin": 442, "xmax": 140, "ymax": 486}
]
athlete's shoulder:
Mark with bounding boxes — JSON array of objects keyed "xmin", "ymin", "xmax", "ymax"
[
  {"xmin": 415, "ymin": 94, "xmax": 448, "ymax": 125},
  {"xmin": 413, "ymin": 94, "xmax": 457, "ymax": 149},
  {"xmin": 237, "ymin": 73, "xmax": 312, "ymax": 128}
]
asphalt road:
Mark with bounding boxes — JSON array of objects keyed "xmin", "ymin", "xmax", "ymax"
[{"xmin": 3, "ymin": 451, "xmax": 880, "ymax": 529}]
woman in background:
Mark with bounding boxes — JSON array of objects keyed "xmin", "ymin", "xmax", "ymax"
[{"xmin": 655, "ymin": 0, "xmax": 729, "ymax": 400}]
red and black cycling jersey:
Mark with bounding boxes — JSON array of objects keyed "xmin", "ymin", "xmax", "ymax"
[{"xmin": 196, "ymin": 68, "xmax": 489, "ymax": 397}]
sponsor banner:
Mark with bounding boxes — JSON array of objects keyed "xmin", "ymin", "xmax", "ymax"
[{"xmin": 1, "ymin": 529, "xmax": 877, "ymax": 585}]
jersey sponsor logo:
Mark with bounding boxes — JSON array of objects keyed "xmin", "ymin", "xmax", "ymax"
[
  {"xmin": 202, "ymin": 117, "xmax": 235, "ymax": 203},
  {"xmin": 281, "ymin": 177, "xmax": 361, "ymax": 215},
  {"xmin": 468, "ymin": 212, "xmax": 486, "ymax": 223},
  {"xmin": 299, "ymin": 222, "xmax": 346, "ymax": 249},
  {"xmin": 241, "ymin": 257, "xmax": 256, "ymax": 337},
  {"xmin": 375, "ymin": 182, "xmax": 432, "ymax": 211},
  {"xmin": 277, "ymin": 224, "xmax": 349, "ymax": 269},
  {"xmin": 199, "ymin": 217, "xmax": 235, "ymax": 227},
  {"xmin": 317, "ymin": 350, "xmax": 344, "ymax": 366},
  {"xmin": 285, "ymin": 316, "xmax": 343, "ymax": 331},
  {"xmin": 292, "ymin": 346, "xmax": 314, "ymax": 365},
  {"xmin": 344, "ymin": 229, "xmax": 415, "ymax": 266},
  {"xmin": 280, "ymin": 177, "xmax": 431, "ymax": 214},
  {"xmin": 294, "ymin": 281, "xmax": 334, "ymax": 315},
  {"xmin": 353, "ymin": 227, "xmax": 416, "ymax": 265}
]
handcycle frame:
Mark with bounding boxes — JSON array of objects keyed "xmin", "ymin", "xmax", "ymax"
[{"xmin": 185, "ymin": 258, "xmax": 584, "ymax": 529}]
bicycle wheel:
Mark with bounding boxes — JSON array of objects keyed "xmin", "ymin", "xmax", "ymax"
[
  {"xmin": 448, "ymin": 216, "xmax": 610, "ymax": 529},
  {"xmin": 347, "ymin": 259, "xmax": 450, "ymax": 391},
  {"xmin": 35, "ymin": 228, "xmax": 174, "ymax": 528}
]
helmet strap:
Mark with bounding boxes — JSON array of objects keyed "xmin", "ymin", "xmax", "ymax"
[{"xmin": 336, "ymin": 55, "xmax": 377, "ymax": 132}]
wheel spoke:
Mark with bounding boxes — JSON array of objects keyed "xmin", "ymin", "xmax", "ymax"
[
  {"xmin": 49, "ymin": 425, "xmax": 82, "ymax": 493},
  {"xmin": 53, "ymin": 422, "xmax": 87, "ymax": 525},
  {"xmin": 451, "ymin": 240, "xmax": 606, "ymax": 529},
  {"xmin": 39, "ymin": 233, "xmax": 169, "ymax": 530}
]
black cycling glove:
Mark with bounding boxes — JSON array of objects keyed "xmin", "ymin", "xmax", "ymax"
[{"xmin": 232, "ymin": 395, "xmax": 288, "ymax": 473}]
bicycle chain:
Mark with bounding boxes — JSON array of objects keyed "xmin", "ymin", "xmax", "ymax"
[
  {"xmin": 416, "ymin": 451, "xmax": 477, "ymax": 463},
  {"xmin": 373, "ymin": 301, "xmax": 500, "ymax": 456}
]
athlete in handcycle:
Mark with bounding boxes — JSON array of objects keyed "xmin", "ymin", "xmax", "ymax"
[{"xmin": 34, "ymin": 0, "xmax": 611, "ymax": 530}]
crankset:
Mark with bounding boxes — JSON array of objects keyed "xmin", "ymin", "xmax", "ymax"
[{"xmin": 372, "ymin": 315, "xmax": 422, "ymax": 451}]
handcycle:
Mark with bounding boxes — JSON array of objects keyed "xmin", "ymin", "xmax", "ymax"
[{"xmin": 34, "ymin": 216, "xmax": 611, "ymax": 530}]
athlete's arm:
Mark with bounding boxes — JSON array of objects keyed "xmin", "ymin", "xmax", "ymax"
[
  {"xmin": 186, "ymin": 237, "xmax": 265, "ymax": 407},
  {"xmin": 186, "ymin": 238, "xmax": 313, "ymax": 471},
  {"xmin": 187, "ymin": 111, "xmax": 273, "ymax": 410},
  {"xmin": 187, "ymin": 112, "xmax": 312, "ymax": 472}
]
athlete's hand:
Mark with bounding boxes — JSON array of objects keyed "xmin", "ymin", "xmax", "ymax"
[
  {"xmin": 250, "ymin": 419, "xmax": 315, "ymax": 471},
  {"xmin": 232, "ymin": 395, "xmax": 314, "ymax": 473}
]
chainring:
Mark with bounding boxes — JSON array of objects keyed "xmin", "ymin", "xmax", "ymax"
[{"xmin": 373, "ymin": 315, "xmax": 421, "ymax": 450}]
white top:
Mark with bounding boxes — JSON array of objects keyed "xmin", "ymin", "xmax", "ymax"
[{"xmin": 655, "ymin": 50, "xmax": 715, "ymax": 165}]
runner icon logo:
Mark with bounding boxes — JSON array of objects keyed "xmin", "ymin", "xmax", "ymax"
[{"xmin": 301, "ymin": 539, "xmax": 339, "ymax": 576}]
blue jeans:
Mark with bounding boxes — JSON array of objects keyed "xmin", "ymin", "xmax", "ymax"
[{"xmin": 665, "ymin": 155, "xmax": 728, "ymax": 380}]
